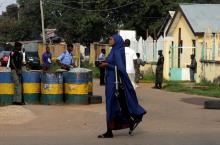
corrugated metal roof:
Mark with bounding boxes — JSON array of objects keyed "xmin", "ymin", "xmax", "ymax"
[{"xmin": 180, "ymin": 4, "xmax": 220, "ymax": 33}]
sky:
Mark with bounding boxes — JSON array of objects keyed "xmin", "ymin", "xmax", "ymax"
[{"xmin": 0, "ymin": 0, "xmax": 17, "ymax": 15}]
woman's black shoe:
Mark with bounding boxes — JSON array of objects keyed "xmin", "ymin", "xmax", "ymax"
[
  {"xmin": 98, "ymin": 132, "xmax": 113, "ymax": 138},
  {"xmin": 129, "ymin": 117, "xmax": 142, "ymax": 135},
  {"xmin": 13, "ymin": 102, "xmax": 24, "ymax": 105}
]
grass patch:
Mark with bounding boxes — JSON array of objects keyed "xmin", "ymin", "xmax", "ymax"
[
  {"xmin": 164, "ymin": 81, "xmax": 220, "ymax": 98},
  {"xmin": 139, "ymin": 69, "xmax": 155, "ymax": 83}
]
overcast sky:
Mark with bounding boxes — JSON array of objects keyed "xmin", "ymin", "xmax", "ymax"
[{"xmin": 0, "ymin": 0, "xmax": 17, "ymax": 15}]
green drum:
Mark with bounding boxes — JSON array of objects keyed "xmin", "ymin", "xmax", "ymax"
[
  {"xmin": 63, "ymin": 68, "xmax": 90, "ymax": 104},
  {"xmin": 22, "ymin": 71, "xmax": 41, "ymax": 104},
  {"xmin": 41, "ymin": 72, "xmax": 63, "ymax": 105},
  {"xmin": 0, "ymin": 69, "xmax": 13, "ymax": 105}
]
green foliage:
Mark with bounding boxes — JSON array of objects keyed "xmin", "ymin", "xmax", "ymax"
[
  {"xmin": 164, "ymin": 81, "xmax": 220, "ymax": 98},
  {"xmin": 0, "ymin": 0, "xmax": 220, "ymax": 42},
  {"xmin": 143, "ymin": 72, "xmax": 155, "ymax": 81},
  {"xmin": 81, "ymin": 61, "xmax": 100, "ymax": 78},
  {"xmin": 139, "ymin": 69, "xmax": 155, "ymax": 83}
]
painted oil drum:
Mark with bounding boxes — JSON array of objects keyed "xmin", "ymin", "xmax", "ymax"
[
  {"xmin": 87, "ymin": 70, "xmax": 93, "ymax": 96},
  {"xmin": 0, "ymin": 70, "xmax": 14, "ymax": 105},
  {"xmin": 22, "ymin": 71, "xmax": 41, "ymax": 104},
  {"xmin": 41, "ymin": 72, "xmax": 63, "ymax": 105},
  {"xmin": 63, "ymin": 68, "xmax": 89, "ymax": 104}
]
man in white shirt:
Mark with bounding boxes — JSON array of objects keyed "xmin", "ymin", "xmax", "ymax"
[{"xmin": 124, "ymin": 39, "xmax": 137, "ymax": 89}]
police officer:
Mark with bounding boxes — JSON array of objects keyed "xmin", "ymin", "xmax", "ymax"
[{"xmin": 56, "ymin": 44, "xmax": 75, "ymax": 71}]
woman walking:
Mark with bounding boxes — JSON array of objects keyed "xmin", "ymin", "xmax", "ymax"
[{"xmin": 98, "ymin": 34, "xmax": 146, "ymax": 138}]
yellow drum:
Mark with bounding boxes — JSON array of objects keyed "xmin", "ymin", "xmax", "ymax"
[
  {"xmin": 22, "ymin": 71, "xmax": 41, "ymax": 104},
  {"xmin": 0, "ymin": 70, "xmax": 14, "ymax": 105},
  {"xmin": 63, "ymin": 68, "xmax": 89, "ymax": 104},
  {"xmin": 41, "ymin": 72, "xmax": 63, "ymax": 105}
]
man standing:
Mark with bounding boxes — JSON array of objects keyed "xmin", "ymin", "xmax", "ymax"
[
  {"xmin": 98, "ymin": 48, "xmax": 106, "ymax": 85},
  {"xmin": 84, "ymin": 46, "xmax": 90, "ymax": 61},
  {"xmin": 154, "ymin": 50, "xmax": 164, "ymax": 89},
  {"xmin": 9, "ymin": 42, "xmax": 24, "ymax": 104},
  {"xmin": 124, "ymin": 39, "xmax": 137, "ymax": 89},
  {"xmin": 187, "ymin": 54, "xmax": 197, "ymax": 82},
  {"xmin": 42, "ymin": 45, "xmax": 52, "ymax": 71},
  {"xmin": 134, "ymin": 53, "xmax": 146, "ymax": 84},
  {"xmin": 56, "ymin": 44, "xmax": 75, "ymax": 71}
]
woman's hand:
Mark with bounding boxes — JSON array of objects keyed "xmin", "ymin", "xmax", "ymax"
[{"xmin": 99, "ymin": 62, "xmax": 108, "ymax": 68}]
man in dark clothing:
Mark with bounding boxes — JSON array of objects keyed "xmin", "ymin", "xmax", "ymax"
[
  {"xmin": 42, "ymin": 45, "xmax": 52, "ymax": 71},
  {"xmin": 84, "ymin": 46, "xmax": 90, "ymax": 61},
  {"xmin": 10, "ymin": 42, "xmax": 24, "ymax": 104},
  {"xmin": 98, "ymin": 49, "xmax": 106, "ymax": 85},
  {"xmin": 154, "ymin": 50, "xmax": 164, "ymax": 89},
  {"xmin": 187, "ymin": 54, "xmax": 197, "ymax": 82},
  {"xmin": 134, "ymin": 53, "xmax": 146, "ymax": 84}
]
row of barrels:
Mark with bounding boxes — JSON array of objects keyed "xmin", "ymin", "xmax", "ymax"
[{"xmin": 0, "ymin": 68, "xmax": 101, "ymax": 106}]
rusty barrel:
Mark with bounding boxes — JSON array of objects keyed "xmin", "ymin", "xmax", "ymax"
[
  {"xmin": 63, "ymin": 68, "xmax": 90, "ymax": 104},
  {"xmin": 41, "ymin": 72, "xmax": 63, "ymax": 105}
]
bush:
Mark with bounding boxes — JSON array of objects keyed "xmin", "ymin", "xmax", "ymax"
[{"xmin": 81, "ymin": 61, "xmax": 100, "ymax": 78}]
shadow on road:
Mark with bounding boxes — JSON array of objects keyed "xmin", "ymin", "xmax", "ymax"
[{"xmin": 181, "ymin": 97, "xmax": 212, "ymax": 106}]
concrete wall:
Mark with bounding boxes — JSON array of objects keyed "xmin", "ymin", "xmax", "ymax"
[
  {"xmin": 23, "ymin": 43, "xmax": 38, "ymax": 52},
  {"xmin": 200, "ymin": 62, "xmax": 220, "ymax": 84},
  {"xmin": 89, "ymin": 43, "xmax": 110, "ymax": 65},
  {"xmin": 140, "ymin": 64, "xmax": 155, "ymax": 74},
  {"xmin": 163, "ymin": 37, "xmax": 173, "ymax": 80}
]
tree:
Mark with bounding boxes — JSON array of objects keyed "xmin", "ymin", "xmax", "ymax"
[
  {"xmin": 1, "ymin": 0, "xmax": 220, "ymax": 43},
  {"xmin": 2, "ymin": 4, "xmax": 19, "ymax": 19}
]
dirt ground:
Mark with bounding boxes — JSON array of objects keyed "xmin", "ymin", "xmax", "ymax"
[{"xmin": 0, "ymin": 80, "xmax": 220, "ymax": 145}]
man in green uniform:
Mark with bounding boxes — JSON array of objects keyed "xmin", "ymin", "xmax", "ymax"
[
  {"xmin": 134, "ymin": 53, "xmax": 146, "ymax": 84},
  {"xmin": 154, "ymin": 50, "xmax": 164, "ymax": 89}
]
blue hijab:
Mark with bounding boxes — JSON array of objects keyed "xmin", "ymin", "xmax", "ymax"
[{"xmin": 105, "ymin": 34, "xmax": 146, "ymax": 123}]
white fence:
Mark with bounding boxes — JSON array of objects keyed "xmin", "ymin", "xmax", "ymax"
[{"xmin": 129, "ymin": 36, "xmax": 164, "ymax": 62}]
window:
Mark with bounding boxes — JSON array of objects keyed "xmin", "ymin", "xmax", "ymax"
[{"xmin": 192, "ymin": 40, "xmax": 196, "ymax": 54}]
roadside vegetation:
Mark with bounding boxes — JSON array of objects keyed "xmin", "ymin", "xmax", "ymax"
[
  {"xmin": 139, "ymin": 70, "xmax": 155, "ymax": 83},
  {"xmin": 163, "ymin": 81, "xmax": 220, "ymax": 98}
]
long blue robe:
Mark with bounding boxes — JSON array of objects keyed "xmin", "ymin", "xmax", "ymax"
[{"xmin": 105, "ymin": 34, "xmax": 146, "ymax": 130}]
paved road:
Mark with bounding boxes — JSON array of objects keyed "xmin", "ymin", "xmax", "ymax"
[{"xmin": 0, "ymin": 81, "xmax": 220, "ymax": 145}]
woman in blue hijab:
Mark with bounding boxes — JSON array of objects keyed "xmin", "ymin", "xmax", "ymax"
[{"xmin": 98, "ymin": 34, "xmax": 146, "ymax": 138}]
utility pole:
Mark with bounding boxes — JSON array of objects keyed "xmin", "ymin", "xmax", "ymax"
[
  {"xmin": 40, "ymin": 0, "xmax": 46, "ymax": 44},
  {"xmin": 81, "ymin": 0, "xmax": 83, "ymax": 9}
]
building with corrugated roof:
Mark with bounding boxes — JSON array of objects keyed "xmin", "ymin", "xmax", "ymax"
[{"xmin": 164, "ymin": 3, "xmax": 220, "ymax": 83}]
